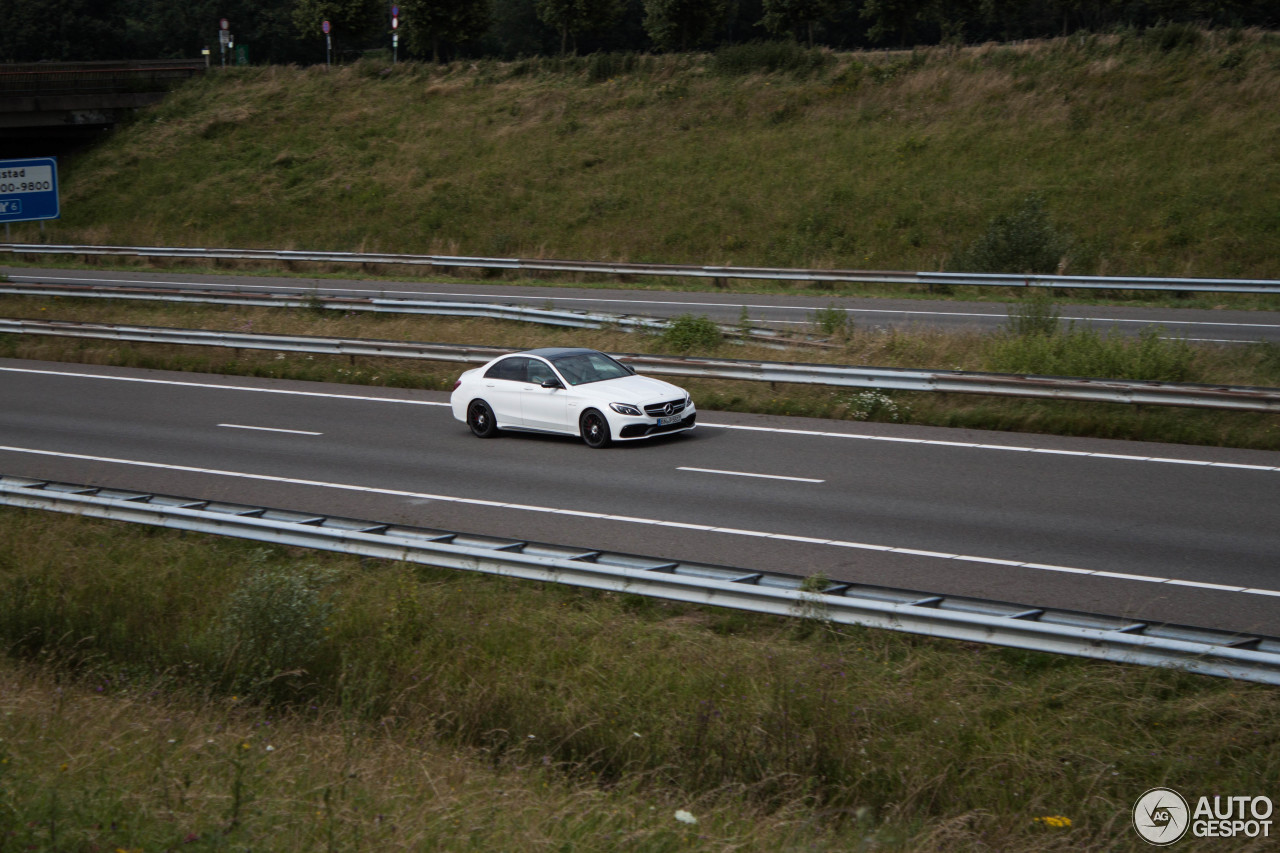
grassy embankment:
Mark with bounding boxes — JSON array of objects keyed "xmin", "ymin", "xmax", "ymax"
[
  {"xmin": 4, "ymin": 28, "xmax": 1280, "ymax": 279},
  {"xmin": 2, "ymin": 508, "xmax": 1278, "ymax": 852}
]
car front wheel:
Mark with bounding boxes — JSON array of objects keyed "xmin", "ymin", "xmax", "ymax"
[
  {"xmin": 467, "ymin": 400, "xmax": 500, "ymax": 438},
  {"xmin": 580, "ymin": 409, "xmax": 611, "ymax": 448}
]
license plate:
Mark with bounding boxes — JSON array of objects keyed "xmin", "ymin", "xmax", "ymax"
[{"xmin": 657, "ymin": 413, "xmax": 682, "ymax": 425}]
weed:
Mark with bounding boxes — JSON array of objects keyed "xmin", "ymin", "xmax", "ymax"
[
  {"xmin": 988, "ymin": 325, "xmax": 1195, "ymax": 382},
  {"xmin": 661, "ymin": 313, "xmax": 721, "ymax": 352},
  {"xmin": 843, "ymin": 390, "xmax": 909, "ymax": 422},
  {"xmin": 1005, "ymin": 288, "xmax": 1061, "ymax": 337},
  {"xmin": 813, "ymin": 304, "xmax": 852, "ymax": 337}
]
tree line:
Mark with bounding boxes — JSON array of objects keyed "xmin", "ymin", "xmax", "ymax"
[{"xmin": 1, "ymin": 0, "xmax": 1275, "ymax": 65}]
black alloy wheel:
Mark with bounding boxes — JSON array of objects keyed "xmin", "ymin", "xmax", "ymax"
[
  {"xmin": 467, "ymin": 400, "xmax": 499, "ymax": 438},
  {"xmin": 580, "ymin": 409, "xmax": 612, "ymax": 448}
]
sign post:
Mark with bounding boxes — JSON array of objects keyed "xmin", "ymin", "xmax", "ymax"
[
  {"xmin": 322, "ymin": 20, "xmax": 331, "ymax": 67},
  {"xmin": 392, "ymin": 6, "xmax": 399, "ymax": 63},
  {"xmin": 0, "ymin": 157, "xmax": 60, "ymax": 239}
]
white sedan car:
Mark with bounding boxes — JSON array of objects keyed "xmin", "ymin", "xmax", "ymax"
[{"xmin": 450, "ymin": 347, "xmax": 696, "ymax": 448}]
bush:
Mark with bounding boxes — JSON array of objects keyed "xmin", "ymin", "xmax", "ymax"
[
  {"xmin": 218, "ymin": 561, "xmax": 336, "ymax": 694},
  {"xmin": 661, "ymin": 313, "xmax": 722, "ymax": 352},
  {"xmin": 712, "ymin": 41, "xmax": 830, "ymax": 77},
  {"xmin": 951, "ymin": 195, "xmax": 1071, "ymax": 275}
]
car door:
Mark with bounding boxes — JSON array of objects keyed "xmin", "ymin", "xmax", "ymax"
[
  {"xmin": 480, "ymin": 356, "xmax": 532, "ymax": 428},
  {"xmin": 520, "ymin": 357, "xmax": 570, "ymax": 433}
]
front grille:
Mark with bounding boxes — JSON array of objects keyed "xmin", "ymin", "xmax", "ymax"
[
  {"xmin": 643, "ymin": 399, "xmax": 686, "ymax": 417},
  {"xmin": 620, "ymin": 413, "xmax": 695, "ymax": 438}
]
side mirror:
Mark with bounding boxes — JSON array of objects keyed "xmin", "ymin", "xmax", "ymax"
[{"xmin": 541, "ymin": 378, "xmax": 563, "ymax": 389}]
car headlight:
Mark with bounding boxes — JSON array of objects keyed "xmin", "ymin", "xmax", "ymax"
[{"xmin": 609, "ymin": 403, "xmax": 642, "ymax": 416}]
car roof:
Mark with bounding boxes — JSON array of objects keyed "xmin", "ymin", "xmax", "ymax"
[{"xmin": 517, "ymin": 347, "xmax": 599, "ymax": 359}]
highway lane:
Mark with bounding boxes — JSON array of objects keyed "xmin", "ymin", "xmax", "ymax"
[
  {"xmin": 2, "ymin": 358, "xmax": 1278, "ymax": 637},
  {"xmin": 5, "ymin": 266, "xmax": 1280, "ymax": 343}
]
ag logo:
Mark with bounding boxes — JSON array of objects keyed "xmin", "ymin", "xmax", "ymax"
[{"xmin": 1134, "ymin": 787, "xmax": 1190, "ymax": 845}]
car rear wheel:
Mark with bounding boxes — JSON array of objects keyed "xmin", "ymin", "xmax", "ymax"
[
  {"xmin": 467, "ymin": 400, "xmax": 499, "ymax": 438},
  {"xmin": 580, "ymin": 409, "xmax": 611, "ymax": 448}
]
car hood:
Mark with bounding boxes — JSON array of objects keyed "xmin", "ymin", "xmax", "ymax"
[{"xmin": 577, "ymin": 373, "xmax": 685, "ymax": 404}]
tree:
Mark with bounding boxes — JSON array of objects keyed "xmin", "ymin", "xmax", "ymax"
[
  {"xmin": 536, "ymin": 0, "xmax": 622, "ymax": 54},
  {"xmin": 642, "ymin": 0, "xmax": 728, "ymax": 51},
  {"xmin": 399, "ymin": 0, "xmax": 491, "ymax": 61},
  {"xmin": 759, "ymin": 0, "xmax": 839, "ymax": 46},
  {"xmin": 291, "ymin": 0, "xmax": 384, "ymax": 61}
]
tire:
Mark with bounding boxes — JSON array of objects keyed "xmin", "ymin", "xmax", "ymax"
[
  {"xmin": 580, "ymin": 409, "xmax": 612, "ymax": 448},
  {"xmin": 467, "ymin": 400, "xmax": 500, "ymax": 438}
]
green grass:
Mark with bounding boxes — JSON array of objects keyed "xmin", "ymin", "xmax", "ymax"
[
  {"xmin": 6, "ymin": 30, "xmax": 1278, "ymax": 282},
  {"xmin": 1, "ymin": 508, "xmax": 1277, "ymax": 851}
]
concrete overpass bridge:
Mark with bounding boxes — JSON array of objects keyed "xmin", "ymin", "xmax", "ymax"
[{"xmin": 0, "ymin": 60, "xmax": 205, "ymax": 157}]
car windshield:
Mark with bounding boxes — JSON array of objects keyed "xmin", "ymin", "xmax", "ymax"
[{"xmin": 549, "ymin": 352, "xmax": 632, "ymax": 386}]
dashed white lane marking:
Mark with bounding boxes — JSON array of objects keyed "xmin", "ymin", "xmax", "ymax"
[
  {"xmin": 678, "ymin": 466, "xmax": 824, "ymax": 483},
  {"xmin": 0, "ymin": 444, "xmax": 1277, "ymax": 599},
  {"xmin": 218, "ymin": 423, "xmax": 322, "ymax": 436},
  {"xmin": 3, "ymin": 365, "xmax": 1278, "ymax": 472}
]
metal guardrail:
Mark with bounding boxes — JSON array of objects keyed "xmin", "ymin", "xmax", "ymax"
[
  {"xmin": 0, "ymin": 280, "xmax": 806, "ymax": 346},
  {"xmin": 3, "ymin": 317, "xmax": 1279, "ymax": 412},
  {"xmin": 3, "ymin": 474, "xmax": 1278, "ymax": 684},
  {"xmin": 3, "ymin": 243, "xmax": 1279, "ymax": 293}
]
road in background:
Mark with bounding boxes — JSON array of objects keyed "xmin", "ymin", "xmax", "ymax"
[
  {"xmin": 2, "ymin": 359, "xmax": 1278, "ymax": 638},
  {"xmin": 4, "ymin": 266, "xmax": 1280, "ymax": 343}
]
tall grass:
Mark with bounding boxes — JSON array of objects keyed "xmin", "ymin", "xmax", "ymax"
[
  {"xmin": 11, "ymin": 30, "xmax": 1277, "ymax": 279},
  {"xmin": 2, "ymin": 508, "xmax": 1278, "ymax": 850}
]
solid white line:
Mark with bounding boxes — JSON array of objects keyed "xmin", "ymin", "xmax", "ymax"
[
  {"xmin": 0, "ymin": 366, "xmax": 450, "ymax": 406},
  {"xmin": 218, "ymin": 423, "xmax": 322, "ymax": 436},
  {"xmin": 4, "ymin": 364, "xmax": 1277, "ymax": 472},
  {"xmin": 678, "ymin": 466, "xmax": 824, "ymax": 483},
  {"xmin": 0, "ymin": 443, "xmax": 1276, "ymax": 599},
  {"xmin": 700, "ymin": 423, "xmax": 1280, "ymax": 473}
]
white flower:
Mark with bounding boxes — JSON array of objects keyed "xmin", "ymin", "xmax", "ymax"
[{"xmin": 674, "ymin": 810, "xmax": 698, "ymax": 825}]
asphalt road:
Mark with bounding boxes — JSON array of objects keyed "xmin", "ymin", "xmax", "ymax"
[
  {"xmin": 2, "ymin": 358, "xmax": 1278, "ymax": 637},
  {"xmin": 5, "ymin": 266, "xmax": 1280, "ymax": 343}
]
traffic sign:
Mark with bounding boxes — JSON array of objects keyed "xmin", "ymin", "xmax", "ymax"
[
  {"xmin": 0, "ymin": 157, "xmax": 59, "ymax": 224},
  {"xmin": 220, "ymin": 18, "xmax": 229, "ymax": 30},
  {"xmin": 322, "ymin": 20, "xmax": 331, "ymax": 33}
]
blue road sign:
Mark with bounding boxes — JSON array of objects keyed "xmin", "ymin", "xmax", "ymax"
[{"xmin": 0, "ymin": 157, "xmax": 59, "ymax": 223}]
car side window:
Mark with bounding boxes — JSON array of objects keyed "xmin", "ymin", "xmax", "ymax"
[
  {"xmin": 527, "ymin": 359, "xmax": 556, "ymax": 386},
  {"xmin": 485, "ymin": 357, "xmax": 530, "ymax": 382}
]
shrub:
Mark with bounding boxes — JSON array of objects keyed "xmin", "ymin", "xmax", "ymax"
[
  {"xmin": 711, "ymin": 41, "xmax": 830, "ymax": 77},
  {"xmin": 661, "ymin": 313, "xmax": 722, "ymax": 352},
  {"xmin": 218, "ymin": 561, "xmax": 336, "ymax": 694},
  {"xmin": 951, "ymin": 195, "xmax": 1071, "ymax": 275}
]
